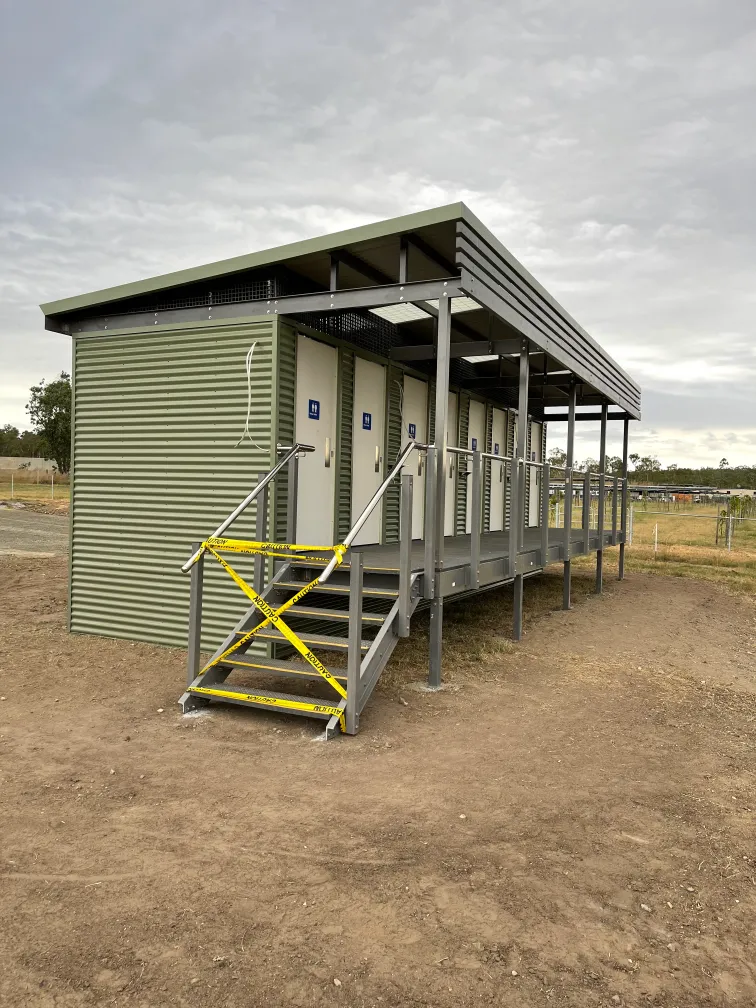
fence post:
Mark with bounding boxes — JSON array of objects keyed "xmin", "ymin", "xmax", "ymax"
[
  {"xmin": 727, "ymin": 515, "xmax": 733, "ymax": 551},
  {"xmin": 653, "ymin": 522, "xmax": 658, "ymax": 555},
  {"xmin": 10, "ymin": 473, "xmax": 13, "ymax": 499}
]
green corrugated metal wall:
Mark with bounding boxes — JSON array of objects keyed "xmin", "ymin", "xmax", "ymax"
[
  {"xmin": 383, "ymin": 366, "xmax": 403, "ymax": 542},
  {"xmin": 484, "ymin": 404, "xmax": 493, "ymax": 532},
  {"xmin": 455, "ymin": 394, "xmax": 470, "ymax": 534},
  {"xmin": 70, "ymin": 316, "xmax": 279, "ymax": 652}
]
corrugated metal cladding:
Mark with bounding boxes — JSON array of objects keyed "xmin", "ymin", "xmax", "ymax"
[
  {"xmin": 70, "ymin": 317, "xmax": 281, "ymax": 653},
  {"xmin": 336, "ymin": 349, "xmax": 355, "ymax": 542},
  {"xmin": 382, "ymin": 365, "xmax": 403, "ymax": 542}
]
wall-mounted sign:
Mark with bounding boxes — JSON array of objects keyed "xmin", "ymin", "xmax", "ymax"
[
  {"xmin": 308, "ymin": 399, "xmax": 320, "ymax": 421},
  {"xmin": 471, "ymin": 438, "xmax": 478, "ymax": 450},
  {"xmin": 494, "ymin": 443, "xmax": 500, "ymax": 455},
  {"xmin": 408, "ymin": 423, "xmax": 417, "ymax": 439},
  {"xmin": 362, "ymin": 412, "xmax": 372, "ymax": 430}
]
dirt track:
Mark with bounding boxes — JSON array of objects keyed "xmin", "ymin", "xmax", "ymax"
[{"xmin": 1, "ymin": 555, "xmax": 754, "ymax": 1007}]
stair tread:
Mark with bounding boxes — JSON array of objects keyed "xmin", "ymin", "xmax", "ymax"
[
  {"xmin": 277, "ymin": 579, "xmax": 398, "ymax": 597},
  {"xmin": 188, "ymin": 684, "xmax": 341, "ymax": 708},
  {"xmin": 283, "ymin": 604, "xmax": 385, "ymax": 623},
  {"xmin": 222, "ymin": 656, "xmax": 348, "ymax": 681},
  {"xmin": 237, "ymin": 628, "xmax": 369, "ymax": 650}
]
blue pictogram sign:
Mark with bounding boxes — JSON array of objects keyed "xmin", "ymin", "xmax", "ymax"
[
  {"xmin": 494, "ymin": 443, "xmax": 500, "ymax": 455},
  {"xmin": 408, "ymin": 423, "xmax": 417, "ymax": 439},
  {"xmin": 471, "ymin": 438, "xmax": 478, "ymax": 450},
  {"xmin": 308, "ymin": 399, "xmax": 320, "ymax": 420},
  {"xmin": 362, "ymin": 412, "xmax": 372, "ymax": 430}
]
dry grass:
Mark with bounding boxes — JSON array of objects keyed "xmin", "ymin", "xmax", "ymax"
[{"xmin": 0, "ymin": 479, "xmax": 70, "ymax": 504}]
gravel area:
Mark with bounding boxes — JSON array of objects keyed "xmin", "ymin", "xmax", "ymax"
[{"xmin": 0, "ymin": 507, "xmax": 69, "ymax": 554}]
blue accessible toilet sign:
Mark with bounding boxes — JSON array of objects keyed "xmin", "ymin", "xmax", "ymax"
[
  {"xmin": 408, "ymin": 423, "xmax": 417, "ymax": 439},
  {"xmin": 362, "ymin": 412, "xmax": 372, "ymax": 430},
  {"xmin": 308, "ymin": 399, "xmax": 320, "ymax": 420}
]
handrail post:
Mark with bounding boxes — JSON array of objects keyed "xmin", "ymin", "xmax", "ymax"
[
  {"xmin": 253, "ymin": 474, "xmax": 268, "ymax": 593},
  {"xmin": 583, "ymin": 469, "xmax": 591, "ymax": 555},
  {"xmin": 186, "ymin": 542, "xmax": 204, "ymax": 686},
  {"xmin": 470, "ymin": 449, "xmax": 482, "ymax": 589},
  {"xmin": 399, "ymin": 474, "xmax": 413, "ymax": 636},
  {"xmin": 345, "ymin": 552, "xmax": 363, "ymax": 735},
  {"xmin": 619, "ymin": 417, "xmax": 629, "ymax": 579},
  {"xmin": 423, "ymin": 447, "xmax": 436, "ymax": 600},
  {"xmin": 563, "ymin": 381, "xmax": 576, "ymax": 609},
  {"xmin": 611, "ymin": 474, "xmax": 618, "ymax": 546},
  {"xmin": 540, "ymin": 462, "xmax": 550, "ymax": 567},
  {"xmin": 512, "ymin": 338, "xmax": 529, "ymax": 641},
  {"xmin": 596, "ymin": 403, "xmax": 607, "ymax": 593},
  {"xmin": 286, "ymin": 452, "xmax": 299, "ymax": 545}
]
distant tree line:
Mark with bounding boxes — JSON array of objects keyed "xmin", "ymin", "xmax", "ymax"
[
  {"xmin": 546, "ymin": 448, "xmax": 755, "ymax": 489},
  {"xmin": 1, "ymin": 372, "xmax": 72, "ymax": 473}
]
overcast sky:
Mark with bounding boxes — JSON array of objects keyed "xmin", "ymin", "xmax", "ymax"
[{"xmin": 1, "ymin": 0, "xmax": 754, "ymax": 466}]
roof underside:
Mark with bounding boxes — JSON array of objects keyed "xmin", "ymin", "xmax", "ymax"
[{"xmin": 41, "ymin": 202, "xmax": 641, "ymax": 418}]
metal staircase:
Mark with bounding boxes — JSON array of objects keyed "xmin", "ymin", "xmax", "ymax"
[{"xmin": 179, "ymin": 441, "xmax": 426, "ymax": 736}]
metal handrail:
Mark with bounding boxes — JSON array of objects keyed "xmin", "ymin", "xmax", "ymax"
[
  {"xmin": 318, "ymin": 440, "xmax": 430, "ymax": 583},
  {"xmin": 181, "ymin": 442, "xmax": 315, "ymax": 572}
]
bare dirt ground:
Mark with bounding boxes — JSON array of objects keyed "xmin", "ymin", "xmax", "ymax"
[{"xmin": 1, "ymin": 554, "xmax": 754, "ymax": 1008}]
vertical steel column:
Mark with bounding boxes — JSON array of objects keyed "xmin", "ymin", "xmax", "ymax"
[
  {"xmin": 428, "ymin": 295, "xmax": 452, "ymax": 688},
  {"xmin": 329, "ymin": 254, "xmax": 340, "ymax": 291},
  {"xmin": 562, "ymin": 383, "xmax": 576, "ymax": 609},
  {"xmin": 582, "ymin": 468, "xmax": 591, "ymax": 555},
  {"xmin": 398, "ymin": 236, "xmax": 409, "ymax": 284},
  {"xmin": 619, "ymin": 417, "xmax": 629, "ymax": 580},
  {"xmin": 513, "ymin": 339, "xmax": 529, "ymax": 641},
  {"xmin": 611, "ymin": 474, "xmax": 618, "ymax": 546},
  {"xmin": 423, "ymin": 447, "xmax": 436, "ymax": 599},
  {"xmin": 399, "ymin": 474, "xmax": 413, "ymax": 637},
  {"xmin": 596, "ymin": 403, "xmax": 607, "ymax": 593},
  {"xmin": 286, "ymin": 453, "xmax": 299, "ymax": 545},
  {"xmin": 540, "ymin": 462, "xmax": 550, "ymax": 567},
  {"xmin": 253, "ymin": 474, "xmax": 268, "ymax": 593},
  {"xmin": 186, "ymin": 542, "xmax": 204, "ymax": 686},
  {"xmin": 470, "ymin": 449, "xmax": 482, "ymax": 589},
  {"xmin": 345, "ymin": 552, "xmax": 363, "ymax": 735}
]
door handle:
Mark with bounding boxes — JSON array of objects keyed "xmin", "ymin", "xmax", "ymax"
[
  {"xmin": 325, "ymin": 437, "xmax": 331, "ymax": 467},
  {"xmin": 374, "ymin": 445, "xmax": 381, "ymax": 473}
]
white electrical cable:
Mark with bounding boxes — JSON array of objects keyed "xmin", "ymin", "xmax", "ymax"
[{"xmin": 234, "ymin": 341, "xmax": 265, "ymax": 450}]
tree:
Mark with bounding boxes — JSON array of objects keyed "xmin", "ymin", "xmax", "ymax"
[
  {"xmin": 606, "ymin": 455, "xmax": 623, "ymax": 475},
  {"xmin": 547, "ymin": 447, "xmax": 567, "ymax": 467},
  {"xmin": 719, "ymin": 457, "xmax": 729, "ymax": 469},
  {"xmin": 26, "ymin": 372, "xmax": 72, "ymax": 473}
]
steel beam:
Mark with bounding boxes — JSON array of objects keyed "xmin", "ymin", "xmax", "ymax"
[
  {"xmin": 545, "ymin": 411, "xmax": 634, "ymax": 422},
  {"xmin": 596, "ymin": 403, "xmax": 607, "ymax": 594},
  {"xmin": 428, "ymin": 295, "xmax": 452, "ymax": 688},
  {"xmin": 68, "ymin": 279, "xmax": 464, "ymax": 333},
  {"xmin": 389, "ymin": 338, "xmax": 520, "ymax": 362}
]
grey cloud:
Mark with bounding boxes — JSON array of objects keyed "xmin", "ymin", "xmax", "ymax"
[{"xmin": 0, "ymin": 0, "xmax": 754, "ymax": 465}]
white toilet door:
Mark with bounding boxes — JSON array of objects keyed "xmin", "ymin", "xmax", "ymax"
[
  {"xmin": 465, "ymin": 400, "xmax": 486, "ymax": 533},
  {"xmin": 401, "ymin": 375, "xmax": 428, "ymax": 538},
  {"xmin": 489, "ymin": 408, "xmax": 507, "ymax": 532},
  {"xmin": 528, "ymin": 420, "xmax": 544, "ymax": 526},
  {"xmin": 295, "ymin": 335, "xmax": 338, "ymax": 545},
  {"xmin": 351, "ymin": 358, "xmax": 386, "ymax": 545}
]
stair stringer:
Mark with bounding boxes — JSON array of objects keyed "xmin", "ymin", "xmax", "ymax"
[{"xmin": 178, "ymin": 562, "xmax": 294, "ymax": 712}]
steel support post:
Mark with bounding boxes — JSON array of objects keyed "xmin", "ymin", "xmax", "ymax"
[
  {"xmin": 619, "ymin": 417, "xmax": 629, "ymax": 580},
  {"xmin": 611, "ymin": 475, "xmax": 618, "ymax": 546},
  {"xmin": 428, "ymin": 297, "xmax": 452, "ymax": 689},
  {"xmin": 596, "ymin": 403, "xmax": 607, "ymax": 593},
  {"xmin": 513, "ymin": 339, "xmax": 529, "ymax": 641},
  {"xmin": 345, "ymin": 553, "xmax": 363, "ymax": 735},
  {"xmin": 399, "ymin": 475, "xmax": 413, "ymax": 636},
  {"xmin": 186, "ymin": 542, "xmax": 204, "ymax": 686},
  {"xmin": 583, "ymin": 469, "xmax": 591, "ymax": 555},
  {"xmin": 286, "ymin": 453, "xmax": 299, "ymax": 545},
  {"xmin": 563, "ymin": 383, "xmax": 576, "ymax": 609},
  {"xmin": 423, "ymin": 447, "xmax": 436, "ymax": 599},
  {"xmin": 253, "ymin": 475, "xmax": 268, "ymax": 593},
  {"xmin": 470, "ymin": 450, "xmax": 482, "ymax": 589},
  {"xmin": 540, "ymin": 462, "xmax": 550, "ymax": 568}
]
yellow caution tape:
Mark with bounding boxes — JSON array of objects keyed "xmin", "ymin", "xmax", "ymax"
[
  {"xmin": 205, "ymin": 537, "xmax": 347, "ymax": 566},
  {"xmin": 190, "ymin": 686, "xmax": 345, "ymax": 730},
  {"xmin": 198, "ymin": 539, "xmax": 348, "ymax": 706}
]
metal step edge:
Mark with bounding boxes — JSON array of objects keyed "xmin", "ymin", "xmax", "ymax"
[
  {"xmin": 281, "ymin": 605, "xmax": 386, "ymax": 623},
  {"xmin": 276, "ymin": 580, "xmax": 399, "ymax": 597},
  {"xmin": 238, "ymin": 629, "xmax": 369, "ymax": 651},
  {"xmin": 223, "ymin": 657, "xmax": 348, "ymax": 681},
  {"xmin": 187, "ymin": 685, "xmax": 338, "ymax": 720}
]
